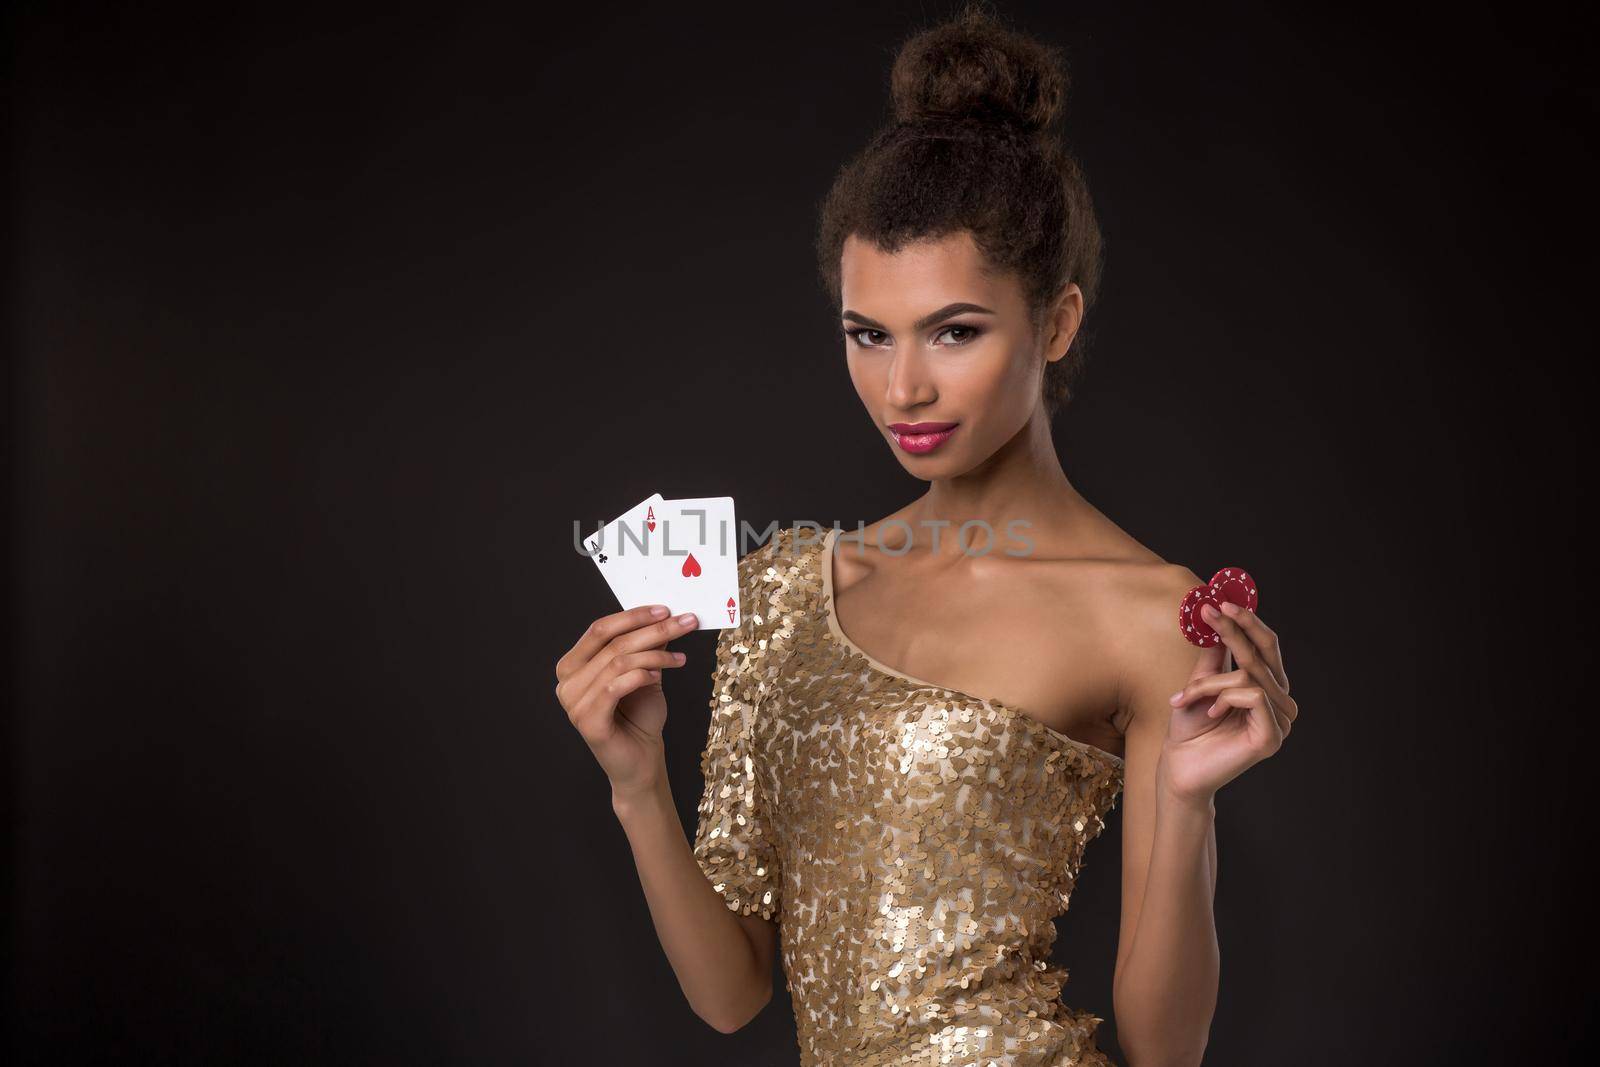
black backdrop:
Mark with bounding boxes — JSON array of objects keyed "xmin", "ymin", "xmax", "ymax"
[{"xmin": 6, "ymin": 2, "xmax": 1589, "ymax": 1063}]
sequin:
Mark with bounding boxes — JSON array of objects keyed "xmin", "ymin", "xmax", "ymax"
[{"xmin": 692, "ymin": 526, "xmax": 1125, "ymax": 1066}]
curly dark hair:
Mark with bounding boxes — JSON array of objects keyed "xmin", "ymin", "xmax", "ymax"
[{"xmin": 813, "ymin": 1, "xmax": 1105, "ymax": 418}]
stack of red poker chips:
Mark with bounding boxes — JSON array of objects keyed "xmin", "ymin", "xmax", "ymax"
[{"xmin": 1178, "ymin": 567, "xmax": 1259, "ymax": 648}]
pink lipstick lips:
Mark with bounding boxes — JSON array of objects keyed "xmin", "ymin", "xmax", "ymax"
[{"xmin": 888, "ymin": 421, "xmax": 960, "ymax": 454}]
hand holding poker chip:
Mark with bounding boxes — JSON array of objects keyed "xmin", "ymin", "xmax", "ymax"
[{"xmin": 1178, "ymin": 567, "xmax": 1260, "ymax": 647}]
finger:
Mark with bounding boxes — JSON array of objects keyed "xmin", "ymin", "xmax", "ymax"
[
  {"xmin": 1169, "ymin": 668, "xmax": 1251, "ymax": 708},
  {"xmin": 1209, "ymin": 683, "xmax": 1292, "ymax": 739},
  {"xmin": 1186, "ymin": 637, "xmax": 1228, "ymax": 683},
  {"xmin": 1207, "ymin": 686, "xmax": 1285, "ymax": 756},
  {"xmin": 570, "ymin": 610, "xmax": 700, "ymax": 697},
  {"xmin": 603, "ymin": 664, "xmax": 663, "ymax": 702},
  {"xmin": 571, "ymin": 665, "xmax": 664, "ymax": 740},
  {"xmin": 612, "ymin": 648, "xmax": 688, "ymax": 677},
  {"xmin": 1202, "ymin": 603, "xmax": 1289, "ymax": 705},
  {"xmin": 557, "ymin": 608, "xmax": 698, "ymax": 715},
  {"xmin": 604, "ymin": 611, "xmax": 701, "ymax": 660},
  {"xmin": 1276, "ymin": 691, "xmax": 1299, "ymax": 731},
  {"xmin": 1216, "ymin": 601, "xmax": 1288, "ymax": 693},
  {"xmin": 573, "ymin": 647, "xmax": 683, "ymax": 729},
  {"xmin": 557, "ymin": 604, "xmax": 674, "ymax": 683}
]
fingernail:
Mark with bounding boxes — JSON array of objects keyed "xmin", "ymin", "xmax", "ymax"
[
  {"xmin": 1201, "ymin": 603, "xmax": 1217, "ymax": 619},
  {"xmin": 673, "ymin": 651, "xmax": 685, "ymax": 663},
  {"xmin": 677, "ymin": 613, "xmax": 697, "ymax": 625},
  {"xmin": 1220, "ymin": 601, "xmax": 1238, "ymax": 614},
  {"xmin": 1169, "ymin": 690, "xmax": 1184, "ymax": 704},
  {"xmin": 650, "ymin": 605, "xmax": 669, "ymax": 617}
]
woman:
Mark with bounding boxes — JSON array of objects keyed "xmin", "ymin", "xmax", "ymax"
[{"xmin": 556, "ymin": 5, "xmax": 1296, "ymax": 1064}]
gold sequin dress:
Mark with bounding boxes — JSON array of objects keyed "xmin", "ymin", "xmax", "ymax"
[{"xmin": 692, "ymin": 526, "xmax": 1126, "ymax": 1067}]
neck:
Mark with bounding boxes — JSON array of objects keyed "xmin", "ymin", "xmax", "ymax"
[{"xmin": 902, "ymin": 404, "xmax": 1090, "ymax": 555}]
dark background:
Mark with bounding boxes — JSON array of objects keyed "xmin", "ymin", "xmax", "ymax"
[{"xmin": 5, "ymin": 1, "xmax": 1589, "ymax": 1063}]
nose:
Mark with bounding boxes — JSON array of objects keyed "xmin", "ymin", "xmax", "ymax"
[{"xmin": 885, "ymin": 348, "xmax": 937, "ymax": 409}]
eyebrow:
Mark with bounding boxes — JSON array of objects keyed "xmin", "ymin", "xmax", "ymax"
[{"xmin": 840, "ymin": 302, "xmax": 997, "ymax": 333}]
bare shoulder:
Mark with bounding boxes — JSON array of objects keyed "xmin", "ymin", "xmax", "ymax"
[
  {"xmin": 1025, "ymin": 513, "xmax": 1198, "ymax": 620},
  {"xmin": 1030, "ymin": 532, "xmax": 1203, "ymax": 731},
  {"xmin": 1091, "ymin": 558, "xmax": 1202, "ymax": 636},
  {"xmin": 1097, "ymin": 559, "xmax": 1205, "ymax": 731},
  {"xmin": 1047, "ymin": 554, "xmax": 1199, "ymax": 653}
]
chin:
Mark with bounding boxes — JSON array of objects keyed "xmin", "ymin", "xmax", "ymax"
[{"xmin": 894, "ymin": 448, "xmax": 974, "ymax": 480}]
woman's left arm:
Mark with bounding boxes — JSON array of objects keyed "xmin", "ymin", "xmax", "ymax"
[{"xmin": 1111, "ymin": 575, "xmax": 1298, "ymax": 1067}]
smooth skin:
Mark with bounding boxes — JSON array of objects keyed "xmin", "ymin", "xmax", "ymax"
[
  {"xmin": 555, "ymin": 603, "xmax": 780, "ymax": 1032},
  {"xmin": 560, "ymin": 230, "xmax": 1298, "ymax": 1060}
]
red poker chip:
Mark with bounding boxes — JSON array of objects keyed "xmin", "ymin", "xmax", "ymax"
[
  {"xmin": 1207, "ymin": 567, "xmax": 1258, "ymax": 614},
  {"xmin": 1178, "ymin": 584, "xmax": 1221, "ymax": 647},
  {"xmin": 1178, "ymin": 566, "xmax": 1261, "ymax": 647}
]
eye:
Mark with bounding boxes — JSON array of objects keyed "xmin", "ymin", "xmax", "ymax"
[
  {"xmin": 936, "ymin": 324, "xmax": 982, "ymax": 345},
  {"xmin": 843, "ymin": 327, "xmax": 889, "ymax": 349},
  {"xmin": 844, "ymin": 324, "xmax": 983, "ymax": 349}
]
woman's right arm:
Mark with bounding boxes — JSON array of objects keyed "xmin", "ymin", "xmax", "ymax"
[
  {"xmin": 612, "ymin": 778, "xmax": 778, "ymax": 1032},
  {"xmin": 555, "ymin": 602, "xmax": 774, "ymax": 1033}
]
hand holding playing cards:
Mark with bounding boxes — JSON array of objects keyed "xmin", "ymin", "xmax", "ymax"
[
  {"xmin": 1162, "ymin": 600, "xmax": 1298, "ymax": 804},
  {"xmin": 555, "ymin": 603, "xmax": 700, "ymax": 799}
]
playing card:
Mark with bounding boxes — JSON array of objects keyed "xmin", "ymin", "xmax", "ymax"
[
  {"xmin": 583, "ymin": 492, "xmax": 663, "ymax": 609},
  {"xmin": 642, "ymin": 496, "xmax": 741, "ymax": 630}
]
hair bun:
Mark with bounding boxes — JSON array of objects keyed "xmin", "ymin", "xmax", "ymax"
[{"xmin": 888, "ymin": 2, "xmax": 1067, "ymax": 135}]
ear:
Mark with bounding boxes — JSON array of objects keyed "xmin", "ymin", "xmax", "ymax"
[{"xmin": 1042, "ymin": 281, "xmax": 1084, "ymax": 363}]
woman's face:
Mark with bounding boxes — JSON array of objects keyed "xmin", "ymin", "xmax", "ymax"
[{"xmin": 837, "ymin": 230, "xmax": 1079, "ymax": 477}]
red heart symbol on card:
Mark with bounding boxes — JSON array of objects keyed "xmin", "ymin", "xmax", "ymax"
[
  {"xmin": 681, "ymin": 553, "xmax": 702, "ymax": 579},
  {"xmin": 1178, "ymin": 566, "xmax": 1259, "ymax": 647}
]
